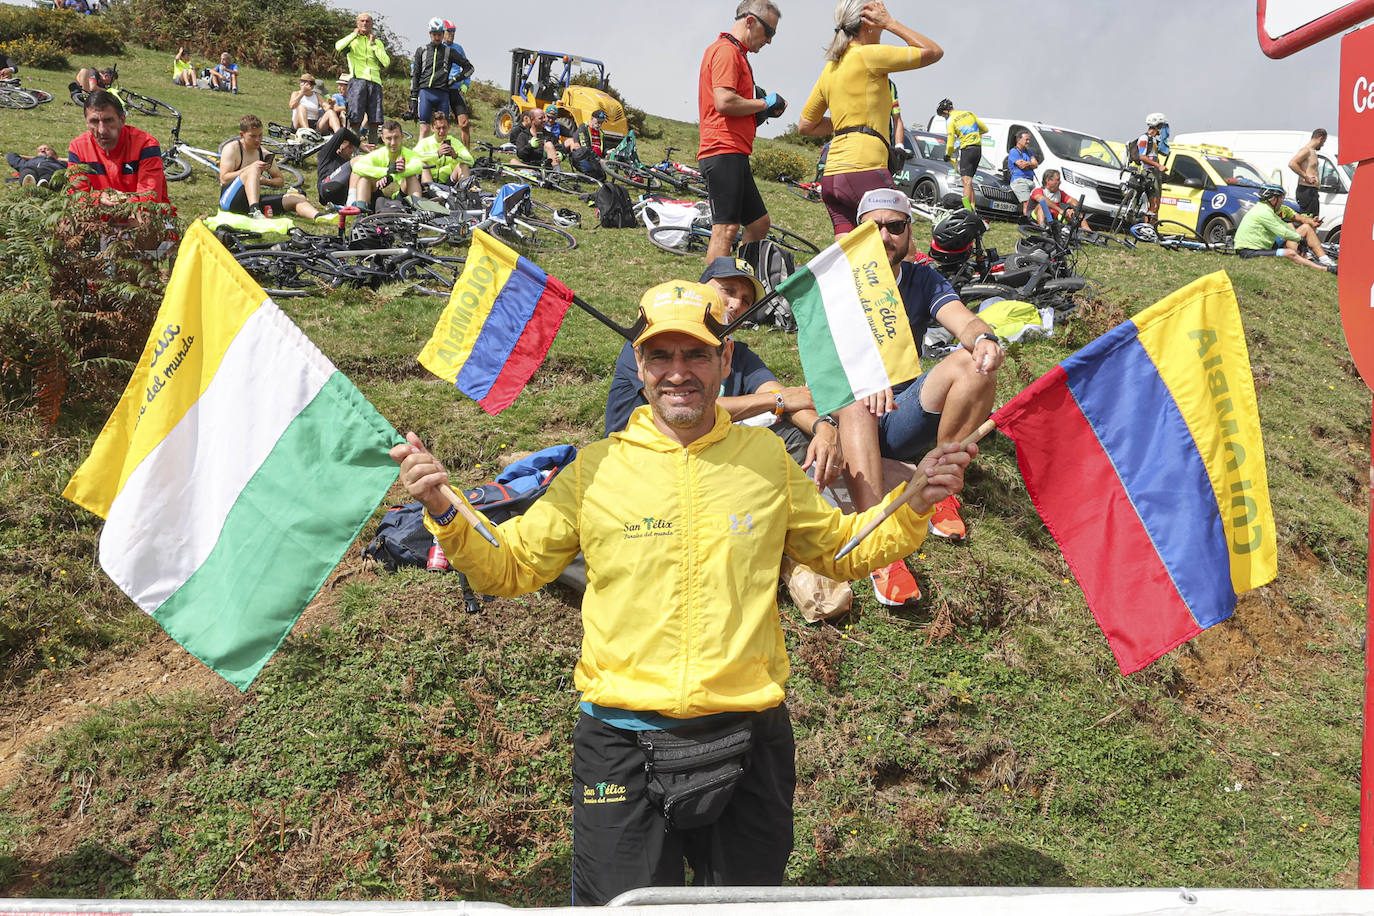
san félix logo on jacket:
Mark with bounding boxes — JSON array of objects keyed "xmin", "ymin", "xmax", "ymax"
[
  {"xmin": 623, "ymin": 516, "xmax": 674, "ymax": 539},
  {"xmin": 581, "ymin": 780, "xmax": 628, "ymax": 804}
]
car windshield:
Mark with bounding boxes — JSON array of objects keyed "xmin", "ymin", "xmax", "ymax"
[
  {"xmin": 1205, "ymin": 155, "xmax": 1266, "ymax": 187},
  {"xmin": 1039, "ymin": 128, "xmax": 1122, "ymax": 168}
]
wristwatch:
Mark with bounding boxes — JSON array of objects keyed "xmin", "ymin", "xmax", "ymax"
[
  {"xmin": 811, "ymin": 415, "xmax": 839, "ymax": 436},
  {"xmin": 965, "ymin": 331, "xmax": 998, "ymax": 351}
]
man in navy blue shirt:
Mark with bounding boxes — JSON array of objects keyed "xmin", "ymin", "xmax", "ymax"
[
  {"xmin": 603, "ymin": 259, "xmax": 843, "ymax": 490},
  {"xmin": 836, "ymin": 188, "xmax": 1003, "ymax": 605}
]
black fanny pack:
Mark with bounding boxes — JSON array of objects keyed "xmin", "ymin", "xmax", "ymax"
[
  {"xmin": 636, "ymin": 714, "xmax": 754, "ymax": 829},
  {"xmin": 834, "ymin": 124, "xmax": 908, "ymax": 174}
]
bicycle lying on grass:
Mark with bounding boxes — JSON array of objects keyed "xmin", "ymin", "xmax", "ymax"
[
  {"xmin": 645, "ymin": 209, "xmax": 818, "ymax": 258},
  {"xmin": 1128, "ymin": 219, "xmax": 1234, "ymax": 254},
  {"xmin": 0, "ymin": 78, "xmax": 51, "ymax": 108},
  {"xmin": 779, "ymin": 175, "xmax": 822, "ymax": 203},
  {"xmin": 218, "ymin": 206, "xmax": 467, "ymax": 298},
  {"xmin": 469, "ymin": 142, "xmax": 602, "ymax": 197}
]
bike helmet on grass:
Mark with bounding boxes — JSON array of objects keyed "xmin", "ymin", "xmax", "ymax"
[{"xmin": 929, "ymin": 209, "xmax": 984, "ymax": 264}]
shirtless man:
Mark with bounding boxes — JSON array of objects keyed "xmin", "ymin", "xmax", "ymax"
[{"xmin": 1288, "ymin": 128, "xmax": 1327, "ymax": 219}]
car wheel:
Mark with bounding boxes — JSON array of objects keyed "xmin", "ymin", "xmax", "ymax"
[
  {"xmin": 913, "ymin": 179, "xmax": 937, "ymax": 207},
  {"xmin": 1201, "ymin": 215, "xmax": 1233, "ymax": 247}
]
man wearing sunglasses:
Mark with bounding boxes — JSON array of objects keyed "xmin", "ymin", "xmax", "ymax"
[
  {"xmin": 391, "ymin": 280, "xmax": 974, "ymax": 904},
  {"xmin": 697, "ymin": 0, "xmax": 787, "ymax": 262},
  {"xmin": 836, "ymin": 187, "xmax": 1002, "ymax": 606}
]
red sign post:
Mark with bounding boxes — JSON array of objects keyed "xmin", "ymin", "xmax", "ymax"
[{"xmin": 1342, "ymin": 160, "xmax": 1374, "ymax": 888}]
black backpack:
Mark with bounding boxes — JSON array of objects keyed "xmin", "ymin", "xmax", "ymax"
[
  {"xmin": 737, "ymin": 239, "xmax": 797, "ymax": 332},
  {"xmin": 593, "ymin": 183, "xmax": 636, "ymax": 228}
]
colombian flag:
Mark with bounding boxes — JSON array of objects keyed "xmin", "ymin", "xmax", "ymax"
[
  {"xmin": 63, "ymin": 221, "xmax": 399, "ymax": 689},
  {"xmin": 418, "ymin": 229, "xmax": 574, "ymax": 414},
  {"xmin": 993, "ymin": 271, "xmax": 1276, "ymax": 674}
]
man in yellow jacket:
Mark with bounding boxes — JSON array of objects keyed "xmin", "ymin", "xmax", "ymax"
[
  {"xmin": 335, "ymin": 11, "xmax": 390, "ymax": 144},
  {"xmin": 391, "ymin": 281, "xmax": 976, "ymax": 905}
]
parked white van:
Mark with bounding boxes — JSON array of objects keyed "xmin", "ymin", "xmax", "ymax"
[
  {"xmin": 1174, "ymin": 130, "xmax": 1349, "ymax": 243},
  {"xmin": 981, "ymin": 118, "xmax": 1126, "ymax": 218}
]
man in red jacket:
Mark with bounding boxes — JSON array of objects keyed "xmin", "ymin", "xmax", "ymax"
[{"xmin": 66, "ymin": 90, "xmax": 169, "ymax": 204}]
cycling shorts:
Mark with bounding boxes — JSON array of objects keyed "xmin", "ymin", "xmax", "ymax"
[
  {"xmin": 700, "ymin": 153, "xmax": 766, "ymax": 227},
  {"xmin": 447, "ymin": 88, "xmax": 469, "ymax": 117},
  {"xmin": 219, "ymin": 176, "xmax": 286, "ymax": 215},
  {"xmin": 416, "ymin": 87, "xmax": 448, "ymax": 123},
  {"xmin": 956, "ymin": 146, "xmax": 981, "ymax": 178},
  {"xmin": 820, "ymin": 167, "xmax": 892, "ymax": 234}
]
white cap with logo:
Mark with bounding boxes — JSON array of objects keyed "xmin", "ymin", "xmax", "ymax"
[{"xmin": 856, "ymin": 188, "xmax": 913, "ymax": 220}]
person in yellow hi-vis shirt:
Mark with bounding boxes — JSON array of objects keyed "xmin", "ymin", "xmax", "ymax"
[
  {"xmin": 936, "ymin": 97, "xmax": 986, "ymax": 210},
  {"xmin": 335, "ymin": 11, "xmax": 390, "ymax": 144}
]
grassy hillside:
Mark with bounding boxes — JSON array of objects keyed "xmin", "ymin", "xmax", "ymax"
[{"xmin": 1, "ymin": 45, "xmax": 1369, "ymax": 902}]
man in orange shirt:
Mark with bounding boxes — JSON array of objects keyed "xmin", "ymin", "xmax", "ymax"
[
  {"xmin": 66, "ymin": 90, "xmax": 169, "ymax": 204},
  {"xmin": 697, "ymin": 0, "xmax": 786, "ymax": 262}
]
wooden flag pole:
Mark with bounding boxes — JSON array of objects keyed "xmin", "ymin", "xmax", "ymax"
[
  {"xmin": 834, "ymin": 417, "xmax": 997, "ymax": 561},
  {"xmin": 439, "ymin": 483, "xmax": 500, "ymax": 548}
]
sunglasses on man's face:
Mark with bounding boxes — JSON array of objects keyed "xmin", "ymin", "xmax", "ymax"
[
  {"xmin": 737, "ymin": 12, "xmax": 775, "ymax": 39},
  {"xmin": 868, "ymin": 217, "xmax": 910, "ymax": 235}
]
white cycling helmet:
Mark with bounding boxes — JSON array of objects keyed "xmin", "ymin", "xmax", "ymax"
[
  {"xmin": 1145, "ymin": 112, "xmax": 1168, "ymax": 128},
  {"xmin": 427, "ymin": 16, "xmax": 445, "ymax": 31}
]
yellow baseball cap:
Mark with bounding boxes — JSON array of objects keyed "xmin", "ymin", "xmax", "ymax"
[{"xmin": 632, "ymin": 281, "xmax": 725, "ymax": 347}]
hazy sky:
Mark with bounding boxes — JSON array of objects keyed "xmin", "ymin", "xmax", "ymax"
[{"xmin": 342, "ymin": 0, "xmax": 1348, "ymax": 146}]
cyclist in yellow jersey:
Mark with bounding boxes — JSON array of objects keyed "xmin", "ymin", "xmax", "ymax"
[{"xmin": 936, "ymin": 98, "xmax": 986, "ymax": 210}]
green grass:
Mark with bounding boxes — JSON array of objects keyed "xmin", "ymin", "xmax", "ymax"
[{"xmin": 1, "ymin": 44, "xmax": 1368, "ymax": 901}]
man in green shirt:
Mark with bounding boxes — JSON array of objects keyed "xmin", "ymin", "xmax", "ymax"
[
  {"xmin": 336, "ymin": 11, "xmax": 391, "ymax": 144},
  {"xmin": 349, "ymin": 120, "xmax": 423, "ymax": 210},
  {"xmin": 1235, "ymin": 184, "xmax": 1336, "ymax": 275}
]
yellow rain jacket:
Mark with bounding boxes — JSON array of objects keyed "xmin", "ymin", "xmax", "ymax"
[{"xmin": 429, "ymin": 404, "xmax": 933, "ymax": 719}]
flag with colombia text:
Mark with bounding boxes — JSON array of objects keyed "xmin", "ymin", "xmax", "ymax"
[
  {"xmin": 419, "ymin": 229, "xmax": 574, "ymax": 414},
  {"xmin": 992, "ymin": 271, "xmax": 1276, "ymax": 674}
]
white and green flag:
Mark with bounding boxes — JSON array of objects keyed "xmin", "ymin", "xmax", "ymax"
[
  {"xmin": 778, "ymin": 220, "xmax": 920, "ymax": 417},
  {"xmin": 63, "ymin": 221, "xmax": 399, "ymax": 690}
]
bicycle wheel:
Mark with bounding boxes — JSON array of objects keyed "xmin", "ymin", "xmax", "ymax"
[
  {"xmin": 784, "ymin": 182, "xmax": 819, "ymax": 203},
  {"xmin": 1108, "ymin": 188, "xmax": 1141, "ymax": 234},
  {"xmin": 22, "ymin": 87, "xmax": 53, "ymax": 104},
  {"xmin": 0, "ymin": 88, "xmax": 38, "ymax": 110},
  {"xmin": 275, "ymin": 164, "xmax": 304, "ymax": 189},
  {"xmin": 492, "ymin": 218, "xmax": 577, "ymax": 253},
  {"xmin": 647, "ymin": 224, "xmax": 707, "ymax": 256},
  {"xmin": 163, "ymin": 154, "xmax": 192, "ymax": 182},
  {"xmin": 351, "ymin": 212, "xmax": 447, "ymax": 248},
  {"xmin": 397, "ymin": 254, "xmax": 467, "ymax": 296},
  {"xmin": 765, "ymin": 223, "xmax": 819, "ymax": 256},
  {"xmin": 1155, "ymin": 220, "xmax": 1203, "ymax": 244},
  {"xmin": 234, "ymin": 250, "xmax": 341, "ymax": 298},
  {"xmin": 121, "ymin": 91, "xmax": 169, "ymax": 117},
  {"xmin": 604, "ymin": 160, "xmax": 661, "ymax": 193},
  {"xmin": 545, "ymin": 169, "xmax": 600, "ymax": 196}
]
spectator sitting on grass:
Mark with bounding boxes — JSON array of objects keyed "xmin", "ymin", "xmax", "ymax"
[
  {"xmin": 1235, "ymin": 183, "xmax": 1336, "ymax": 274},
  {"xmin": 414, "ymin": 110, "xmax": 473, "ymax": 186},
  {"xmin": 66, "ymin": 89, "xmax": 168, "ymax": 204},
  {"xmin": 290, "ymin": 73, "xmax": 341, "ymax": 135},
  {"xmin": 316, "ymin": 127, "xmax": 359, "ymax": 207},
  {"xmin": 218, "ymin": 114, "xmax": 334, "ymax": 221},
  {"xmin": 8, "ymin": 144, "xmax": 66, "ymax": 187},
  {"xmin": 75, "ymin": 65, "xmax": 116, "ymax": 94},
  {"xmin": 172, "ymin": 47, "xmax": 197, "ymax": 87},
  {"xmin": 1, "ymin": 56, "xmax": 18, "ymax": 79},
  {"xmin": 210, "ymin": 53, "xmax": 239, "ymax": 93},
  {"xmin": 348, "ymin": 119, "xmax": 423, "ymax": 210},
  {"xmin": 509, "ymin": 108, "xmax": 561, "ymax": 169}
]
